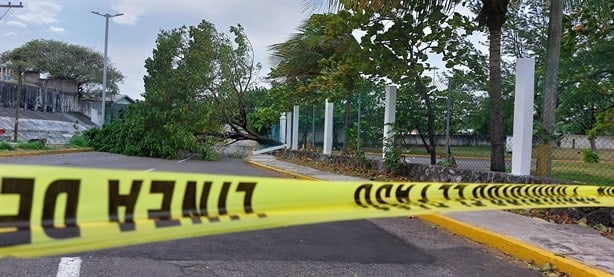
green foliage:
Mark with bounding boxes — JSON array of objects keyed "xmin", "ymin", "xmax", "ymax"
[
  {"xmin": 16, "ymin": 141, "xmax": 46, "ymax": 150},
  {"xmin": 581, "ymin": 149, "xmax": 600, "ymax": 164},
  {"xmin": 66, "ymin": 134, "xmax": 88, "ymax": 148},
  {"xmin": 84, "ymin": 103, "xmax": 214, "ymax": 159},
  {"xmin": 383, "ymin": 137, "xmax": 402, "ymax": 174},
  {"xmin": 247, "ymin": 107, "xmax": 280, "ymax": 135},
  {"xmin": 86, "ymin": 19, "xmax": 268, "ymax": 159},
  {"xmin": 0, "ymin": 39, "xmax": 124, "ymax": 95},
  {"xmin": 0, "ymin": 142, "xmax": 14, "ymax": 150},
  {"xmin": 588, "ymin": 109, "xmax": 614, "ymax": 139},
  {"xmin": 438, "ymin": 158, "xmax": 455, "ymax": 168},
  {"xmin": 198, "ymin": 137, "xmax": 219, "ymax": 161}
]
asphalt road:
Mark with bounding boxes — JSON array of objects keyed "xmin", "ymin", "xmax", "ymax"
[{"xmin": 1, "ymin": 152, "xmax": 539, "ymax": 276}]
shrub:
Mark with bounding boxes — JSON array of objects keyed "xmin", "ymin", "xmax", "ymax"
[
  {"xmin": 16, "ymin": 141, "xmax": 46, "ymax": 150},
  {"xmin": 383, "ymin": 138, "xmax": 402, "ymax": 174},
  {"xmin": 66, "ymin": 134, "xmax": 89, "ymax": 147},
  {"xmin": 581, "ymin": 149, "xmax": 599, "ymax": 163},
  {"xmin": 0, "ymin": 142, "xmax": 14, "ymax": 150}
]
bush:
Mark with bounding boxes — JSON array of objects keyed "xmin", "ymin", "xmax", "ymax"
[
  {"xmin": 383, "ymin": 138, "xmax": 402, "ymax": 174},
  {"xmin": 16, "ymin": 141, "xmax": 46, "ymax": 150},
  {"xmin": 581, "ymin": 149, "xmax": 600, "ymax": 163},
  {"xmin": 0, "ymin": 142, "xmax": 14, "ymax": 150},
  {"xmin": 66, "ymin": 134, "xmax": 89, "ymax": 147}
]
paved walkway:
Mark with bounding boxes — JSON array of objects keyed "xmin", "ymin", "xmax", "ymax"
[{"xmin": 248, "ymin": 153, "xmax": 614, "ymax": 276}]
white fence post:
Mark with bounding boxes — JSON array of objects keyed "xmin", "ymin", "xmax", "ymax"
[
  {"xmin": 323, "ymin": 99, "xmax": 334, "ymax": 155},
  {"xmin": 285, "ymin": 111, "xmax": 292, "ymax": 148},
  {"xmin": 383, "ymin": 85, "xmax": 397, "ymax": 159},
  {"xmin": 279, "ymin": 113, "xmax": 286, "ymax": 145},
  {"xmin": 511, "ymin": 58, "xmax": 535, "ymax": 175}
]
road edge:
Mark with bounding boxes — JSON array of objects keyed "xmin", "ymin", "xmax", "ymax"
[
  {"xmin": 245, "ymin": 158, "xmax": 611, "ymax": 277},
  {"xmin": 418, "ymin": 214, "xmax": 610, "ymax": 277},
  {"xmin": 0, "ymin": 148, "xmax": 94, "ymax": 158}
]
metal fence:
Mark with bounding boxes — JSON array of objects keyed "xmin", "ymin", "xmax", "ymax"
[{"xmin": 278, "ymin": 99, "xmax": 614, "ymax": 186}]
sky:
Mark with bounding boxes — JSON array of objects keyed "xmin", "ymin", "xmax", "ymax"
[{"xmin": 0, "ymin": 0, "xmax": 312, "ymax": 99}]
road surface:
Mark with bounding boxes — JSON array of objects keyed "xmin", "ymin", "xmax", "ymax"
[{"xmin": 1, "ymin": 152, "xmax": 539, "ymax": 276}]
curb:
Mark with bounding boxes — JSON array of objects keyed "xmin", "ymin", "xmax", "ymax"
[
  {"xmin": 246, "ymin": 159, "xmax": 319, "ymax": 181},
  {"xmin": 246, "ymin": 157, "xmax": 610, "ymax": 277},
  {"xmin": 419, "ymin": 214, "xmax": 610, "ymax": 277},
  {"xmin": 0, "ymin": 148, "xmax": 95, "ymax": 158}
]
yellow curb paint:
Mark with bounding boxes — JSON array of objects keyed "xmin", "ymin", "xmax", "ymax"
[
  {"xmin": 248, "ymin": 157, "xmax": 611, "ymax": 277},
  {"xmin": 0, "ymin": 148, "xmax": 94, "ymax": 158},
  {"xmin": 246, "ymin": 159, "xmax": 319, "ymax": 181},
  {"xmin": 419, "ymin": 214, "xmax": 611, "ymax": 277}
]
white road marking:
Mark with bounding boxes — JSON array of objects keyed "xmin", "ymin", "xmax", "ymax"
[
  {"xmin": 56, "ymin": 257, "xmax": 81, "ymax": 277},
  {"xmin": 178, "ymin": 158, "xmax": 190, "ymax": 163},
  {"xmin": 144, "ymin": 168, "xmax": 156, "ymax": 172}
]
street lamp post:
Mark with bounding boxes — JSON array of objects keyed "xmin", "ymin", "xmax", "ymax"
[{"xmin": 91, "ymin": 11, "xmax": 122, "ymax": 126}]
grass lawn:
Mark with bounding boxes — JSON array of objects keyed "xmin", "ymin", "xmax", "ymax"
[
  {"xmin": 550, "ymin": 161, "xmax": 614, "ymax": 186},
  {"xmin": 0, "ymin": 142, "xmax": 93, "ymax": 157},
  {"xmin": 376, "ymin": 145, "xmax": 614, "ymax": 185}
]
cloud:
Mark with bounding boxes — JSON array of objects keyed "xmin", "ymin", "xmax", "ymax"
[
  {"xmin": 15, "ymin": 1, "xmax": 62, "ymax": 24},
  {"xmin": 111, "ymin": 1, "xmax": 146, "ymax": 26},
  {"xmin": 4, "ymin": 32, "xmax": 17, "ymax": 37},
  {"xmin": 49, "ymin": 26, "xmax": 65, "ymax": 33},
  {"xmin": 5, "ymin": 21, "xmax": 27, "ymax": 28}
]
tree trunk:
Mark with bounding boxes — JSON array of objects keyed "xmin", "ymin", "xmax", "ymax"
[
  {"xmin": 537, "ymin": 0, "xmax": 564, "ymax": 177},
  {"xmin": 589, "ymin": 137, "xmax": 597, "ymax": 151},
  {"xmin": 342, "ymin": 93, "xmax": 353, "ymax": 154},
  {"xmin": 416, "ymin": 76, "xmax": 437, "ymax": 165},
  {"xmin": 488, "ymin": 25, "xmax": 506, "ymax": 172}
]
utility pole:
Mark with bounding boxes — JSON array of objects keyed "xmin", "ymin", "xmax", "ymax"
[
  {"xmin": 0, "ymin": 2, "xmax": 22, "ymax": 7},
  {"xmin": 91, "ymin": 11, "xmax": 123, "ymax": 126},
  {"xmin": 0, "ymin": 2, "xmax": 22, "ymax": 21},
  {"xmin": 13, "ymin": 72, "xmax": 22, "ymax": 142},
  {"xmin": 2, "ymin": 2, "xmax": 24, "ymax": 141},
  {"xmin": 445, "ymin": 78, "xmax": 452, "ymax": 160}
]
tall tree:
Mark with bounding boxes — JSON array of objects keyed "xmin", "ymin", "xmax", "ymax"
[
  {"xmin": 311, "ymin": 0, "xmax": 511, "ymax": 171},
  {"xmin": 476, "ymin": 0, "xmax": 511, "ymax": 171},
  {"xmin": 1, "ymin": 39, "xmax": 124, "ymax": 95},
  {"xmin": 86, "ymin": 19, "xmax": 274, "ymax": 159},
  {"xmin": 557, "ymin": 3, "xmax": 614, "ymax": 148},
  {"xmin": 536, "ymin": 0, "xmax": 564, "ymax": 177},
  {"xmin": 353, "ymin": 5, "xmax": 479, "ymax": 164}
]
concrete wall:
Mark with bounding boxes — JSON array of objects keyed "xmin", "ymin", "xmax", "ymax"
[
  {"xmin": 400, "ymin": 134, "xmax": 490, "ymax": 147},
  {"xmin": 0, "ymin": 82, "xmax": 79, "ymax": 113},
  {"xmin": 559, "ymin": 135, "xmax": 614, "ymax": 150},
  {"xmin": 0, "ymin": 118, "xmax": 93, "ymax": 144}
]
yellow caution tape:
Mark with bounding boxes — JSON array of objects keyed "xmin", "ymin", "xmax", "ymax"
[{"xmin": 1, "ymin": 165, "xmax": 613, "ymax": 258}]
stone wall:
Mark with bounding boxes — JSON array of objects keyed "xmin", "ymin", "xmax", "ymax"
[
  {"xmin": 276, "ymin": 149, "xmax": 559, "ymax": 184},
  {"xmin": 275, "ymin": 149, "xmax": 613, "ymax": 228}
]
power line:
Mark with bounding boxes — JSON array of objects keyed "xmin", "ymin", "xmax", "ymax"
[
  {"xmin": 21, "ymin": 7, "xmax": 63, "ymax": 41},
  {"xmin": 0, "ymin": 1, "xmax": 23, "ymax": 20},
  {"xmin": 0, "ymin": 1, "xmax": 22, "ymax": 8}
]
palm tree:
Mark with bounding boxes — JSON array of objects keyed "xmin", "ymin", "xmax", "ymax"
[
  {"xmin": 270, "ymin": 13, "xmax": 362, "ymax": 153},
  {"xmin": 476, "ymin": 0, "xmax": 510, "ymax": 171}
]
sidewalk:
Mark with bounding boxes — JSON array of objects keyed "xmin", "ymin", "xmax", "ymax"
[{"xmin": 248, "ymin": 153, "xmax": 614, "ymax": 277}]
